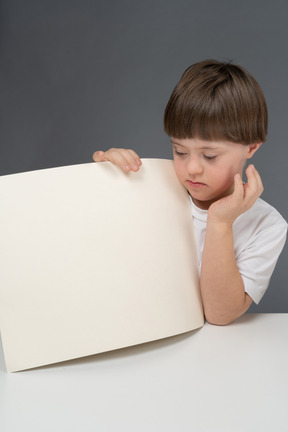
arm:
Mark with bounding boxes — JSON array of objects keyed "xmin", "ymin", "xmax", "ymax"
[{"xmin": 200, "ymin": 165, "xmax": 264, "ymax": 325}]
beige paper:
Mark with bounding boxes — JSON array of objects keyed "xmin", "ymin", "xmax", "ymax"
[{"xmin": 0, "ymin": 160, "xmax": 203, "ymax": 372}]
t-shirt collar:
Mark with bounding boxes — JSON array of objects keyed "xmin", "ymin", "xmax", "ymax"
[{"xmin": 188, "ymin": 194, "xmax": 208, "ymax": 221}]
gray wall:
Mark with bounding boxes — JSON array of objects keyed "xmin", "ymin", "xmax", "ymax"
[{"xmin": 0, "ymin": 0, "xmax": 287, "ymax": 312}]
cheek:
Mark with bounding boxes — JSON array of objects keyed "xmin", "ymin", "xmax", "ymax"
[
  {"xmin": 212, "ymin": 164, "xmax": 237, "ymax": 187},
  {"xmin": 217, "ymin": 160, "xmax": 244, "ymax": 183},
  {"xmin": 173, "ymin": 160, "xmax": 184, "ymax": 181}
]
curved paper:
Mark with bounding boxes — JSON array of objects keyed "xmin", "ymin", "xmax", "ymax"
[{"xmin": 0, "ymin": 160, "xmax": 203, "ymax": 372}]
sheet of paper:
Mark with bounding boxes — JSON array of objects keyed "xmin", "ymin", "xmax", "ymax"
[{"xmin": 0, "ymin": 160, "xmax": 203, "ymax": 372}]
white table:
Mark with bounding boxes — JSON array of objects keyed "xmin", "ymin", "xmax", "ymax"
[{"xmin": 0, "ymin": 313, "xmax": 287, "ymax": 432}]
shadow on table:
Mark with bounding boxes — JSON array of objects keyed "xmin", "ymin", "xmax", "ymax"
[
  {"xmin": 0, "ymin": 313, "xmax": 260, "ymax": 373},
  {"xmin": 16, "ymin": 329, "xmax": 203, "ymax": 374}
]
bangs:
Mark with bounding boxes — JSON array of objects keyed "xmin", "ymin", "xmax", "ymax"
[{"xmin": 164, "ymin": 95, "xmax": 245, "ymax": 143}]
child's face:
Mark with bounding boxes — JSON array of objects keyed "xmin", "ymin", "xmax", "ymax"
[{"xmin": 171, "ymin": 137, "xmax": 256, "ymax": 210}]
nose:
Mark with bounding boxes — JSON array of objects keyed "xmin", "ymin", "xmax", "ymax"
[{"xmin": 186, "ymin": 156, "xmax": 204, "ymax": 176}]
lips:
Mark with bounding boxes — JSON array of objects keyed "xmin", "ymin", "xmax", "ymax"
[{"xmin": 186, "ymin": 180, "xmax": 207, "ymax": 189}]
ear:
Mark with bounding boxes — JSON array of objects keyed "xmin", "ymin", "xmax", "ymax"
[{"xmin": 246, "ymin": 142, "xmax": 262, "ymax": 159}]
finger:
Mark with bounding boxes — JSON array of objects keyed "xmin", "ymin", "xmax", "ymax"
[
  {"xmin": 242, "ymin": 165, "xmax": 263, "ymax": 211},
  {"xmin": 250, "ymin": 165, "xmax": 263, "ymax": 192},
  {"xmin": 92, "ymin": 149, "xmax": 132, "ymax": 171},
  {"xmin": 92, "ymin": 148, "xmax": 142, "ymax": 172},
  {"xmin": 105, "ymin": 148, "xmax": 141, "ymax": 172},
  {"xmin": 92, "ymin": 151, "xmax": 108, "ymax": 162},
  {"xmin": 232, "ymin": 173, "xmax": 244, "ymax": 202},
  {"xmin": 245, "ymin": 164, "xmax": 264, "ymax": 196},
  {"xmin": 127, "ymin": 150, "xmax": 142, "ymax": 169},
  {"xmin": 121, "ymin": 149, "xmax": 142, "ymax": 171}
]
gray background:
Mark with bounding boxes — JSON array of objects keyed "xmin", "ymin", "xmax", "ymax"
[{"xmin": 0, "ymin": 0, "xmax": 287, "ymax": 312}]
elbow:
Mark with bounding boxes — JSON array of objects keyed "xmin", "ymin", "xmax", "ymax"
[
  {"xmin": 202, "ymin": 296, "xmax": 252, "ymax": 326},
  {"xmin": 205, "ymin": 315, "xmax": 234, "ymax": 326},
  {"xmin": 204, "ymin": 310, "xmax": 238, "ymax": 326}
]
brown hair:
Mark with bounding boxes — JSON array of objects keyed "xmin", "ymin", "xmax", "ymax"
[{"xmin": 164, "ymin": 60, "xmax": 268, "ymax": 144}]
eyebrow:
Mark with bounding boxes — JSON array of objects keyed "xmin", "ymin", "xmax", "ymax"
[
  {"xmin": 170, "ymin": 140, "xmax": 223, "ymax": 150},
  {"xmin": 171, "ymin": 140, "xmax": 185, "ymax": 147}
]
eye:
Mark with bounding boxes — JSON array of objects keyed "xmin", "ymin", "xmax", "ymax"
[
  {"xmin": 204, "ymin": 155, "xmax": 217, "ymax": 161},
  {"xmin": 174, "ymin": 150, "xmax": 188, "ymax": 157}
]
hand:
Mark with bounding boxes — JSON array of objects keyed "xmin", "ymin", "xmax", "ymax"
[
  {"xmin": 92, "ymin": 148, "xmax": 142, "ymax": 172},
  {"xmin": 208, "ymin": 164, "xmax": 264, "ymax": 224}
]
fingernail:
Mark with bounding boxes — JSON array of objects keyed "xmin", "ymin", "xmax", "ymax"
[{"xmin": 124, "ymin": 165, "xmax": 130, "ymax": 171}]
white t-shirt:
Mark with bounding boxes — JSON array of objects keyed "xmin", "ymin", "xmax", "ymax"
[{"xmin": 189, "ymin": 196, "xmax": 287, "ymax": 304}]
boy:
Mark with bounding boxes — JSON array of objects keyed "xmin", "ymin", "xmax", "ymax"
[{"xmin": 92, "ymin": 60, "xmax": 287, "ymax": 325}]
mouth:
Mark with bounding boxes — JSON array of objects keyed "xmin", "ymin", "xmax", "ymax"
[{"xmin": 186, "ymin": 180, "xmax": 207, "ymax": 189}]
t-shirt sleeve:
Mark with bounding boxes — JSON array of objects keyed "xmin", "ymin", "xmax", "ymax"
[{"xmin": 237, "ymin": 222, "xmax": 287, "ymax": 304}]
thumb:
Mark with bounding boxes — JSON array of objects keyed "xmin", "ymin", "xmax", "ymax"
[
  {"xmin": 233, "ymin": 173, "xmax": 244, "ymax": 201},
  {"xmin": 92, "ymin": 151, "xmax": 108, "ymax": 162}
]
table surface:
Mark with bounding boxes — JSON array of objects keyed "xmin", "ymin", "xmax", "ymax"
[{"xmin": 1, "ymin": 313, "xmax": 287, "ymax": 432}]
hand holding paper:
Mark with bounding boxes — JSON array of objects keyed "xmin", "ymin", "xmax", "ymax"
[{"xmin": 93, "ymin": 148, "xmax": 142, "ymax": 172}]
